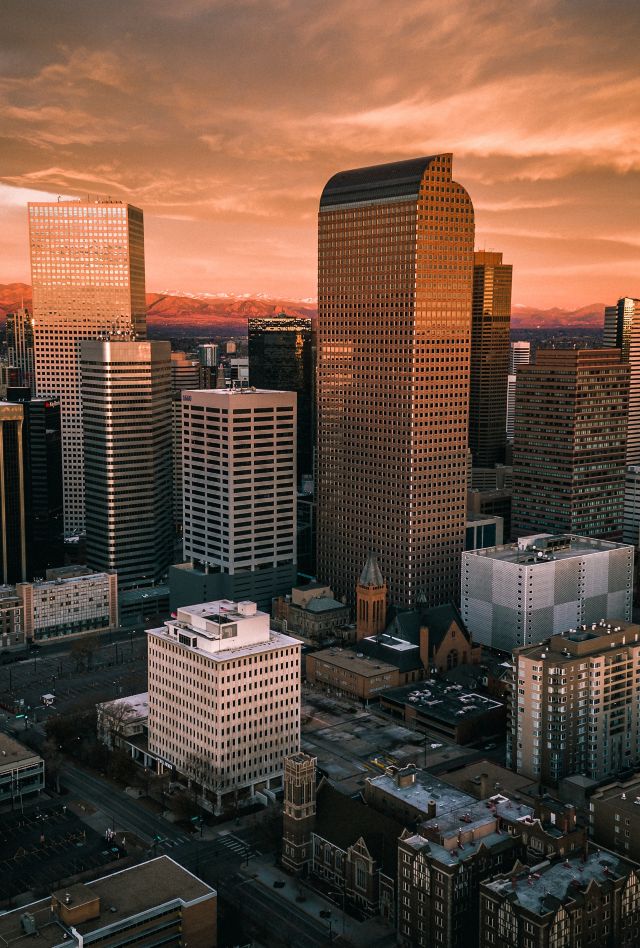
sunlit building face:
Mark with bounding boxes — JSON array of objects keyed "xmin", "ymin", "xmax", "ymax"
[
  {"xmin": 28, "ymin": 200, "xmax": 146, "ymax": 535},
  {"xmin": 317, "ymin": 154, "xmax": 474, "ymax": 608}
]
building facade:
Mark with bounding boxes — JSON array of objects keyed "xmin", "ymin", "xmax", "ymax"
[
  {"xmin": 462, "ymin": 534, "xmax": 634, "ymax": 651},
  {"xmin": 0, "ymin": 402, "xmax": 27, "ymax": 584},
  {"xmin": 604, "ymin": 296, "xmax": 640, "ymax": 464},
  {"xmin": 589, "ymin": 774, "xmax": 640, "ymax": 863},
  {"xmin": 248, "ymin": 313, "xmax": 315, "ymax": 485},
  {"xmin": 469, "ymin": 251, "xmax": 512, "ymax": 468},
  {"xmin": 81, "ymin": 339, "xmax": 172, "ymax": 588},
  {"xmin": 317, "ymin": 154, "xmax": 475, "ymax": 608},
  {"xmin": 0, "ymin": 733, "xmax": 44, "ymax": 806},
  {"xmin": 480, "ymin": 850, "xmax": 639, "ymax": 948},
  {"xmin": 6, "ymin": 307, "xmax": 35, "ymax": 392},
  {"xmin": 28, "ymin": 199, "xmax": 146, "ymax": 534},
  {"xmin": 509, "ymin": 620, "xmax": 640, "ymax": 785},
  {"xmin": 6, "ymin": 388, "xmax": 64, "ymax": 579},
  {"xmin": 147, "ymin": 599, "xmax": 300, "ymax": 810},
  {"xmin": 512, "ymin": 349, "xmax": 629, "ymax": 540},
  {"xmin": 172, "ymin": 387, "xmax": 297, "ymax": 610},
  {"xmin": 16, "ymin": 566, "xmax": 118, "ymax": 641}
]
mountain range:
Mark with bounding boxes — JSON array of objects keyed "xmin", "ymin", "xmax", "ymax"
[{"xmin": 0, "ymin": 283, "xmax": 604, "ymax": 333}]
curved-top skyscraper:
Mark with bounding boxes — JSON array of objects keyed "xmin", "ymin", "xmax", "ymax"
[{"xmin": 317, "ymin": 154, "xmax": 475, "ymax": 608}]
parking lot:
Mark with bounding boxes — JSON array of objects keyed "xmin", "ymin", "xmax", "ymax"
[
  {"xmin": 0, "ymin": 801, "xmax": 128, "ymax": 904},
  {"xmin": 0, "ymin": 637, "xmax": 147, "ymax": 720}
]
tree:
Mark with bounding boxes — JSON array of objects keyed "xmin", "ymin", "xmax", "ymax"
[
  {"xmin": 183, "ymin": 752, "xmax": 224, "ymax": 812},
  {"xmin": 41, "ymin": 739, "xmax": 63, "ymax": 793},
  {"xmin": 70, "ymin": 634, "xmax": 100, "ymax": 671},
  {"xmin": 97, "ymin": 700, "xmax": 135, "ymax": 750}
]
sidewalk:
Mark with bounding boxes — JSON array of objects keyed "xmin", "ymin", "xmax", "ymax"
[{"xmin": 246, "ymin": 854, "xmax": 397, "ymax": 948}]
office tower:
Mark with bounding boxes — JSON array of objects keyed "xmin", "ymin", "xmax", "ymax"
[
  {"xmin": 147, "ymin": 599, "xmax": 301, "ymax": 812},
  {"xmin": 480, "ymin": 850, "xmax": 638, "ymax": 948},
  {"xmin": 171, "ymin": 388, "xmax": 297, "ymax": 610},
  {"xmin": 170, "ymin": 350, "xmax": 201, "ymax": 393},
  {"xmin": 512, "ymin": 349, "xmax": 628, "ymax": 539},
  {"xmin": 6, "ymin": 308, "xmax": 35, "ymax": 393},
  {"xmin": 227, "ymin": 357, "xmax": 249, "ymax": 385},
  {"xmin": 623, "ymin": 465, "xmax": 640, "ymax": 546},
  {"xmin": 468, "ymin": 251, "xmax": 512, "ymax": 467},
  {"xmin": 198, "ymin": 343, "xmax": 218, "ymax": 368},
  {"xmin": 0, "ymin": 402, "xmax": 27, "ymax": 583},
  {"xmin": 248, "ymin": 313, "xmax": 315, "ymax": 484},
  {"xmin": 0, "ymin": 366, "xmax": 21, "ymax": 398},
  {"xmin": 509, "ymin": 340, "xmax": 530, "ymax": 374},
  {"xmin": 509, "ymin": 620, "xmax": 640, "ymax": 785},
  {"xmin": 317, "ymin": 154, "xmax": 474, "ymax": 608},
  {"xmin": 604, "ymin": 297, "xmax": 640, "ymax": 463},
  {"xmin": 6, "ymin": 388, "xmax": 63, "ymax": 577},
  {"xmin": 28, "ymin": 199, "xmax": 146, "ymax": 534},
  {"xmin": 81, "ymin": 339, "xmax": 172, "ymax": 588},
  {"xmin": 505, "ymin": 374, "xmax": 517, "ymax": 441},
  {"xmin": 462, "ymin": 534, "xmax": 634, "ymax": 651},
  {"xmin": 171, "ymin": 394, "xmax": 183, "ymax": 531}
]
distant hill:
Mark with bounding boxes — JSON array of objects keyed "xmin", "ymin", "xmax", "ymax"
[{"xmin": 0, "ymin": 284, "xmax": 604, "ymax": 332}]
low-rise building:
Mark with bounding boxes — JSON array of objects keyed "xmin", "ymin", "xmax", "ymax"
[
  {"xmin": 272, "ymin": 582, "xmax": 350, "ymax": 642},
  {"xmin": 0, "ymin": 587, "xmax": 24, "ymax": 652},
  {"xmin": 97, "ymin": 693, "xmax": 148, "ymax": 750},
  {"xmin": 589, "ymin": 775, "xmax": 640, "ymax": 862},
  {"xmin": 305, "ymin": 647, "xmax": 406, "ymax": 700},
  {"xmin": 480, "ymin": 849, "xmax": 640, "ymax": 948},
  {"xmin": 0, "ymin": 855, "xmax": 217, "ymax": 947},
  {"xmin": 0, "ymin": 732, "xmax": 44, "ymax": 805},
  {"xmin": 466, "ymin": 512, "xmax": 504, "ymax": 550},
  {"xmin": 380, "ymin": 679, "xmax": 505, "ymax": 745},
  {"xmin": 16, "ymin": 566, "xmax": 118, "ymax": 642}
]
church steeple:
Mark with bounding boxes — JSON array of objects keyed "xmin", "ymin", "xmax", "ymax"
[{"xmin": 356, "ymin": 552, "xmax": 387, "ymax": 641}]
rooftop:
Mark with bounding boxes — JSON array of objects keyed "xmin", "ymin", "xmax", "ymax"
[
  {"xmin": 0, "ymin": 732, "xmax": 41, "ymax": 767},
  {"xmin": 310, "ymin": 646, "xmax": 398, "ymax": 679},
  {"xmin": 97, "ymin": 692, "xmax": 148, "ymax": 720},
  {"xmin": 515, "ymin": 619, "xmax": 640, "ymax": 661},
  {"xmin": 465, "ymin": 534, "xmax": 633, "ymax": 565},
  {"xmin": 381, "ymin": 679, "xmax": 503, "ymax": 724},
  {"xmin": 484, "ymin": 850, "xmax": 629, "ymax": 916},
  {"xmin": 368, "ymin": 767, "xmax": 476, "ymax": 818},
  {"xmin": 441, "ymin": 761, "xmax": 536, "ymax": 800},
  {"xmin": 320, "ymin": 155, "xmax": 445, "ymax": 209},
  {"xmin": 591, "ymin": 774, "xmax": 640, "ymax": 812},
  {"xmin": 0, "ymin": 856, "xmax": 215, "ymax": 947},
  {"xmin": 304, "ymin": 596, "xmax": 347, "ymax": 613}
]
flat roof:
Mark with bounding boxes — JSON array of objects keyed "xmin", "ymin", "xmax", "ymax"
[
  {"xmin": 465, "ymin": 534, "xmax": 632, "ymax": 565},
  {"xmin": 368, "ymin": 769, "xmax": 476, "ymax": 817},
  {"xmin": 484, "ymin": 850, "xmax": 628, "ymax": 916},
  {"xmin": 0, "ymin": 856, "xmax": 215, "ymax": 947},
  {"xmin": 310, "ymin": 647, "xmax": 399, "ymax": 678},
  {"xmin": 440, "ymin": 760, "xmax": 536, "ymax": 799},
  {"xmin": 98, "ymin": 692, "xmax": 148, "ymax": 719},
  {"xmin": 148, "ymin": 623, "xmax": 300, "ymax": 662},
  {"xmin": 0, "ymin": 732, "xmax": 41, "ymax": 766},
  {"xmin": 515, "ymin": 619, "xmax": 640, "ymax": 661},
  {"xmin": 382, "ymin": 679, "xmax": 503, "ymax": 723}
]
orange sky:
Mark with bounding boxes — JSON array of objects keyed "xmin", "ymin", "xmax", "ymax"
[{"xmin": 1, "ymin": 0, "xmax": 639, "ymax": 308}]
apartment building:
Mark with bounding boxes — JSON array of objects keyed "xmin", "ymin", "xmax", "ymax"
[
  {"xmin": 16, "ymin": 566, "xmax": 118, "ymax": 641},
  {"xmin": 509, "ymin": 620, "xmax": 640, "ymax": 785}
]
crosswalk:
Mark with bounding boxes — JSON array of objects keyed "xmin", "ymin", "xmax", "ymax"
[
  {"xmin": 217, "ymin": 832, "xmax": 254, "ymax": 857},
  {"xmin": 159, "ymin": 835, "xmax": 191, "ymax": 848}
]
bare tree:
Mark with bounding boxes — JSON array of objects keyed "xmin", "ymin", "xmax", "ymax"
[{"xmin": 97, "ymin": 700, "xmax": 135, "ymax": 750}]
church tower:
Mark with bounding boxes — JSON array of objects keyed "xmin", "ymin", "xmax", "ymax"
[
  {"xmin": 282, "ymin": 753, "xmax": 317, "ymax": 874},
  {"xmin": 356, "ymin": 552, "xmax": 387, "ymax": 641}
]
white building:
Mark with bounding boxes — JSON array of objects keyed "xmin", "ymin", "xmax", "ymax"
[
  {"xmin": 509, "ymin": 340, "xmax": 531, "ymax": 373},
  {"xmin": 97, "ymin": 692, "xmax": 148, "ymax": 750},
  {"xmin": 147, "ymin": 599, "xmax": 301, "ymax": 811},
  {"xmin": 172, "ymin": 387, "xmax": 297, "ymax": 609},
  {"xmin": 461, "ymin": 534, "xmax": 634, "ymax": 651},
  {"xmin": 16, "ymin": 566, "xmax": 118, "ymax": 642}
]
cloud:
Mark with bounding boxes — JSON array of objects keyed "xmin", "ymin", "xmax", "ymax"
[{"xmin": 0, "ymin": 0, "xmax": 639, "ymax": 305}]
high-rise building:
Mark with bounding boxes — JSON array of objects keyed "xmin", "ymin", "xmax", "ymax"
[
  {"xmin": 80, "ymin": 339, "xmax": 172, "ymax": 588},
  {"xmin": 147, "ymin": 599, "xmax": 301, "ymax": 812},
  {"xmin": 0, "ymin": 402, "xmax": 27, "ymax": 584},
  {"xmin": 6, "ymin": 308, "xmax": 35, "ymax": 393},
  {"xmin": 604, "ymin": 296, "xmax": 640, "ymax": 464},
  {"xmin": 317, "ymin": 154, "xmax": 474, "ymax": 608},
  {"xmin": 623, "ymin": 465, "xmax": 640, "ymax": 547},
  {"xmin": 198, "ymin": 343, "xmax": 218, "ymax": 368},
  {"xmin": 170, "ymin": 350, "xmax": 201, "ymax": 393},
  {"xmin": 512, "ymin": 349, "xmax": 629, "ymax": 540},
  {"xmin": 509, "ymin": 620, "xmax": 640, "ymax": 785},
  {"xmin": 462, "ymin": 533, "xmax": 634, "ymax": 651},
  {"xmin": 469, "ymin": 251, "xmax": 512, "ymax": 467},
  {"xmin": 171, "ymin": 388, "xmax": 297, "ymax": 610},
  {"xmin": 248, "ymin": 313, "xmax": 315, "ymax": 485},
  {"xmin": 28, "ymin": 199, "xmax": 146, "ymax": 534},
  {"xmin": 506, "ymin": 341, "xmax": 531, "ymax": 442},
  {"xmin": 509, "ymin": 340, "xmax": 531, "ymax": 374},
  {"xmin": 6, "ymin": 388, "xmax": 63, "ymax": 578}
]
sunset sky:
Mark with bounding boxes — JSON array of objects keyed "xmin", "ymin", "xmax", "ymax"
[{"xmin": 1, "ymin": 0, "xmax": 639, "ymax": 308}]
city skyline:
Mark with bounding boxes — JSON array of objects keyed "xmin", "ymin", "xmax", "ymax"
[{"xmin": 1, "ymin": 0, "xmax": 639, "ymax": 308}]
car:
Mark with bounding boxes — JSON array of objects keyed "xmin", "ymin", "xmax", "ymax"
[{"xmin": 483, "ymin": 742, "xmax": 497, "ymax": 750}]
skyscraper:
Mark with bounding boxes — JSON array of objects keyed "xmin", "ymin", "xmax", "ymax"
[
  {"xmin": 6, "ymin": 308, "xmax": 35, "ymax": 393},
  {"xmin": 248, "ymin": 314, "xmax": 315, "ymax": 484},
  {"xmin": 506, "ymin": 340, "xmax": 531, "ymax": 441},
  {"xmin": 171, "ymin": 387, "xmax": 297, "ymax": 610},
  {"xmin": 6, "ymin": 388, "xmax": 63, "ymax": 578},
  {"xmin": 80, "ymin": 339, "xmax": 172, "ymax": 588},
  {"xmin": 0, "ymin": 402, "xmax": 27, "ymax": 584},
  {"xmin": 604, "ymin": 297, "xmax": 640, "ymax": 464},
  {"xmin": 317, "ymin": 154, "xmax": 474, "ymax": 608},
  {"xmin": 509, "ymin": 340, "xmax": 531, "ymax": 373},
  {"xmin": 512, "ymin": 349, "xmax": 628, "ymax": 539},
  {"xmin": 28, "ymin": 199, "xmax": 146, "ymax": 534},
  {"xmin": 468, "ymin": 251, "xmax": 512, "ymax": 467}
]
